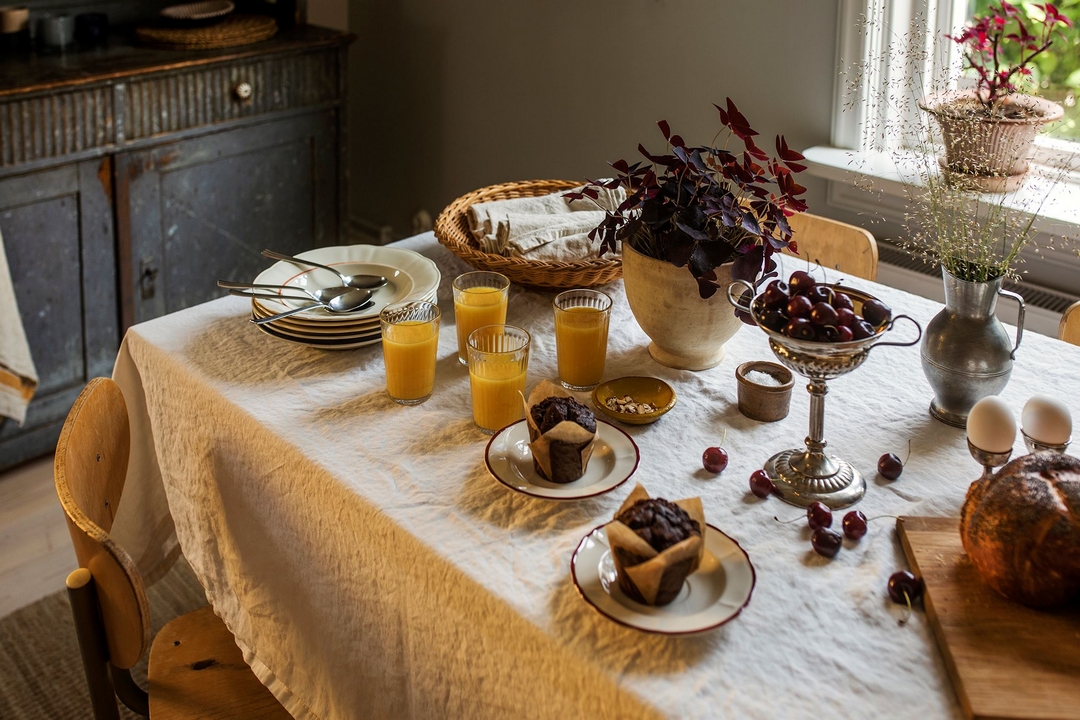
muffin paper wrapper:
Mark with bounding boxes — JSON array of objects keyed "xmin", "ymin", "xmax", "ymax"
[
  {"xmin": 523, "ymin": 380, "xmax": 598, "ymax": 484},
  {"xmin": 605, "ymin": 484, "xmax": 705, "ymax": 606}
]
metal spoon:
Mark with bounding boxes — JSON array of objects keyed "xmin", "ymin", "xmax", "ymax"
[
  {"xmin": 247, "ymin": 288, "xmax": 374, "ymax": 325},
  {"xmin": 261, "ymin": 249, "xmax": 388, "ymax": 290},
  {"xmin": 218, "ymin": 280, "xmax": 352, "ymax": 303}
]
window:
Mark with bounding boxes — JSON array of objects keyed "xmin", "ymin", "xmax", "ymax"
[
  {"xmin": 832, "ymin": 0, "xmax": 1079, "ymax": 160},
  {"xmin": 810, "ymin": 0, "xmax": 1080, "ymax": 242}
]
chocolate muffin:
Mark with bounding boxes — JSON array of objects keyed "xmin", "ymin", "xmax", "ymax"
[
  {"xmin": 616, "ymin": 498, "xmax": 701, "ymax": 552},
  {"xmin": 528, "ymin": 396, "xmax": 597, "ymax": 484},
  {"xmin": 531, "ymin": 396, "xmax": 597, "ymax": 435}
]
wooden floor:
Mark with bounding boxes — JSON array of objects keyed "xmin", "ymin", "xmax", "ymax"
[{"xmin": 0, "ymin": 456, "xmax": 76, "ymax": 618}]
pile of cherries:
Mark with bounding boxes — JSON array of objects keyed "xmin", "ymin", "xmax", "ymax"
[
  {"xmin": 799, "ymin": 502, "xmax": 868, "ymax": 559},
  {"xmin": 756, "ymin": 270, "xmax": 892, "ymax": 343}
]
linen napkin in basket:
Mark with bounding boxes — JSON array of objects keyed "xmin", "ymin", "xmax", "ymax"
[
  {"xmin": 468, "ymin": 183, "xmax": 625, "ymax": 261},
  {"xmin": 0, "ymin": 229, "xmax": 38, "ymax": 424},
  {"xmin": 606, "ymin": 484, "xmax": 705, "ymax": 606}
]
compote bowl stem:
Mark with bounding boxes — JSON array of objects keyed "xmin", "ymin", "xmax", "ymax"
[{"xmin": 792, "ymin": 380, "xmax": 840, "ymax": 478}]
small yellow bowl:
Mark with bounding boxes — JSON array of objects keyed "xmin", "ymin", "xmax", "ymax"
[{"xmin": 592, "ymin": 376, "xmax": 677, "ymax": 425}]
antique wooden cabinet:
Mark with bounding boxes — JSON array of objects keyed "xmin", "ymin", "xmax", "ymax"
[{"xmin": 0, "ymin": 26, "xmax": 353, "ymax": 469}]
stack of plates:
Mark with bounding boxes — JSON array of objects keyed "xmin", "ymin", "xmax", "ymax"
[{"xmin": 249, "ymin": 245, "xmax": 441, "ymax": 350}]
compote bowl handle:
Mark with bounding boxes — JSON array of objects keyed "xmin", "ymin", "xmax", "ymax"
[
  {"xmin": 726, "ymin": 279, "xmax": 756, "ymax": 314},
  {"xmin": 869, "ymin": 314, "xmax": 922, "ymax": 351}
]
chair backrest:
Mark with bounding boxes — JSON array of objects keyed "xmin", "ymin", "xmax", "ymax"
[
  {"xmin": 1060, "ymin": 301, "xmax": 1080, "ymax": 346},
  {"xmin": 783, "ymin": 213, "xmax": 879, "ymax": 282},
  {"xmin": 54, "ymin": 377, "xmax": 150, "ymax": 669}
]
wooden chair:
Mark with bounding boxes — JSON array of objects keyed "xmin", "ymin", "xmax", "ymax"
[
  {"xmin": 56, "ymin": 378, "xmax": 291, "ymax": 720},
  {"xmin": 783, "ymin": 213, "xmax": 880, "ymax": 282},
  {"xmin": 1060, "ymin": 301, "xmax": 1080, "ymax": 346}
]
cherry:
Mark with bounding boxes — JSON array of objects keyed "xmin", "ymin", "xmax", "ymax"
[
  {"xmin": 702, "ymin": 446, "xmax": 729, "ymax": 474},
  {"xmin": 862, "ymin": 299, "xmax": 893, "ymax": 327},
  {"xmin": 786, "ymin": 295, "xmax": 813, "ymax": 318},
  {"xmin": 835, "ymin": 325, "xmax": 854, "ymax": 342},
  {"xmin": 888, "ymin": 570, "xmax": 923, "ymax": 603},
  {"xmin": 833, "ymin": 292, "xmax": 855, "ymax": 311},
  {"xmin": 749, "ymin": 470, "xmax": 774, "ymax": 498},
  {"xmin": 878, "ymin": 453, "xmax": 903, "ymax": 480},
  {"xmin": 788, "ymin": 270, "xmax": 816, "ymax": 295},
  {"xmin": 851, "ymin": 319, "xmax": 876, "ymax": 340},
  {"xmin": 784, "ymin": 318, "xmax": 815, "ymax": 341},
  {"xmin": 815, "ymin": 326, "xmax": 840, "ymax": 343},
  {"xmin": 810, "ymin": 302, "xmax": 839, "ymax": 327},
  {"xmin": 762, "ymin": 280, "xmax": 791, "ymax": 309},
  {"xmin": 878, "ymin": 440, "xmax": 911, "ymax": 481},
  {"xmin": 836, "ymin": 307, "xmax": 856, "ymax": 327},
  {"xmin": 806, "ymin": 286, "xmax": 834, "ymax": 305},
  {"xmin": 888, "ymin": 570, "xmax": 923, "ymax": 625},
  {"xmin": 807, "ymin": 501, "xmax": 833, "ymax": 530},
  {"xmin": 811, "ymin": 528, "xmax": 843, "ymax": 558},
  {"xmin": 760, "ymin": 308, "xmax": 787, "ymax": 332},
  {"xmin": 842, "ymin": 510, "xmax": 868, "ymax": 540}
]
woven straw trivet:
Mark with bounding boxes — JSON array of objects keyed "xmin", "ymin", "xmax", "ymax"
[{"xmin": 136, "ymin": 14, "xmax": 277, "ymax": 50}]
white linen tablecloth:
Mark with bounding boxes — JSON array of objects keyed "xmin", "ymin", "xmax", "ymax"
[{"xmin": 110, "ymin": 232, "xmax": 1080, "ymax": 719}]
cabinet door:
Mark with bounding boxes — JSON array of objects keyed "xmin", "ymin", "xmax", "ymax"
[
  {"xmin": 115, "ymin": 111, "xmax": 339, "ymax": 328},
  {"xmin": 0, "ymin": 159, "xmax": 119, "ymax": 468}
]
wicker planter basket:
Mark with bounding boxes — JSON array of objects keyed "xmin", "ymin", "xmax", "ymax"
[{"xmin": 434, "ymin": 179, "xmax": 622, "ymax": 290}]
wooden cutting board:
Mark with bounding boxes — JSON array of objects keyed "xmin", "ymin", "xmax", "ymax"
[{"xmin": 897, "ymin": 516, "xmax": 1080, "ymax": 720}]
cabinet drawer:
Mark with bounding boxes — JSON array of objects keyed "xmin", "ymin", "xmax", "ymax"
[
  {"xmin": 121, "ymin": 49, "xmax": 339, "ymax": 141},
  {"xmin": 0, "ymin": 85, "xmax": 116, "ymax": 169}
]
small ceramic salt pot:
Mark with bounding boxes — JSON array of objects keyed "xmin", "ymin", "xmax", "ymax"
[{"xmin": 736, "ymin": 361, "xmax": 794, "ymax": 422}]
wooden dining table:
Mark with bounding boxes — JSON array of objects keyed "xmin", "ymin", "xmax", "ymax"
[{"xmin": 108, "ymin": 232, "xmax": 1079, "ymax": 719}]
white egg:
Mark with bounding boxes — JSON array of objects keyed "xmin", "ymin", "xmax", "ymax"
[
  {"xmin": 967, "ymin": 396, "xmax": 1016, "ymax": 453},
  {"xmin": 1021, "ymin": 395, "xmax": 1073, "ymax": 445}
]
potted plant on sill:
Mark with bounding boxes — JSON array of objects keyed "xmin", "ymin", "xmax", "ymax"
[
  {"xmin": 920, "ymin": 1, "xmax": 1071, "ymax": 191},
  {"xmin": 568, "ymin": 98, "xmax": 808, "ymax": 370}
]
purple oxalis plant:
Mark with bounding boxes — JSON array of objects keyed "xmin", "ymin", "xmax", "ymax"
[
  {"xmin": 566, "ymin": 98, "xmax": 808, "ymax": 303},
  {"xmin": 948, "ymin": 1, "xmax": 1071, "ymax": 112}
]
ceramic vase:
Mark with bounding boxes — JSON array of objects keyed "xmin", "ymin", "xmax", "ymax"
[
  {"xmin": 621, "ymin": 243, "xmax": 743, "ymax": 370},
  {"xmin": 921, "ymin": 267, "xmax": 1025, "ymax": 428}
]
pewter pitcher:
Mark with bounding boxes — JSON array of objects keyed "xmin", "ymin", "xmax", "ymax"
[{"xmin": 921, "ymin": 268, "xmax": 1025, "ymax": 428}]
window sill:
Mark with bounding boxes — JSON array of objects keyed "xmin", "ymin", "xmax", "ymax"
[{"xmin": 803, "ymin": 145, "xmax": 1080, "ymax": 236}]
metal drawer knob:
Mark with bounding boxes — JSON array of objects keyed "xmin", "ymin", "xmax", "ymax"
[{"xmin": 234, "ymin": 82, "xmax": 253, "ymax": 100}]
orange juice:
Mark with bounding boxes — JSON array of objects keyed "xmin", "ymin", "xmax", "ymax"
[
  {"xmin": 455, "ymin": 286, "xmax": 508, "ymax": 362},
  {"xmin": 555, "ymin": 305, "xmax": 609, "ymax": 389},
  {"xmin": 383, "ymin": 320, "xmax": 439, "ymax": 403},
  {"xmin": 469, "ymin": 360, "xmax": 527, "ymax": 432}
]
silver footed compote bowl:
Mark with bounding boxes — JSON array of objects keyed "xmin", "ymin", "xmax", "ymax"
[{"xmin": 728, "ymin": 280, "xmax": 922, "ymax": 509}]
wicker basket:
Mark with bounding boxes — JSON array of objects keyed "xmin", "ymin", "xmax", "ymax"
[{"xmin": 434, "ymin": 179, "xmax": 622, "ymax": 290}]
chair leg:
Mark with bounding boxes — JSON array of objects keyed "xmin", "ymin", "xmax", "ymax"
[{"xmin": 67, "ymin": 569, "xmax": 122, "ymax": 720}]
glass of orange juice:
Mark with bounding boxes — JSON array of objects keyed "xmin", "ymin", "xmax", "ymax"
[
  {"xmin": 467, "ymin": 325, "xmax": 530, "ymax": 434},
  {"xmin": 453, "ymin": 271, "xmax": 510, "ymax": 365},
  {"xmin": 380, "ymin": 301, "xmax": 441, "ymax": 405},
  {"xmin": 553, "ymin": 289, "xmax": 612, "ymax": 391}
]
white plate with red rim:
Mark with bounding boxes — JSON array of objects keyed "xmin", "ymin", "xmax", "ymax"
[
  {"xmin": 484, "ymin": 419, "xmax": 639, "ymax": 501},
  {"xmin": 570, "ymin": 523, "xmax": 755, "ymax": 635},
  {"xmin": 251, "ymin": 245, "xmax": 440, "ymax": 323}
]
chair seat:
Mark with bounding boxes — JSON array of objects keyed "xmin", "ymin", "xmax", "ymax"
[{"xmin": 148, "ymin": 605, "xmax": 292, "ymax": 720}]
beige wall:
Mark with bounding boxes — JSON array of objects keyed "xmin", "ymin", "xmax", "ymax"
[
  {"xmin": 309, "ymin": 0, "xmax": 348, "ymax": 30},
  {"xmin": 348, "ymin": 0, "xmax": 840, "ymax": 237}
]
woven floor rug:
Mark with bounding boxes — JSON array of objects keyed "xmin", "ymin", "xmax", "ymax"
[{"xmin": 0, "ymin": 558, "xmax": 206, "ymax": 719}]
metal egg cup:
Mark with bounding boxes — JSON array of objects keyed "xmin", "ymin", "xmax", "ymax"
[
  {"xmin": 728, "ymin": 280, "xmax": 923, "ymax": 509},
  {"xmin": 1021, "ymin": 429, "xmax": 1071, "ymax": 455}
]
